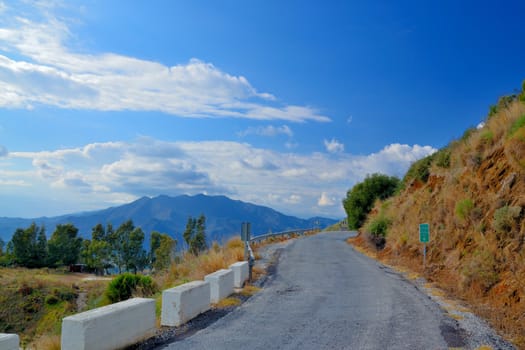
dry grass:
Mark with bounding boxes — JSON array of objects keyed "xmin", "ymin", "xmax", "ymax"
[
  {"xmin": 214, "ymin": 296, "xmax": 241, "ymax": 308},
  {"xmin": 0, "ymin": 267, "xmax": 111, "ymax": 348},
  {"xmin": 351, "ymin": 100, "xmax": 525, "ymax": 348},
  {"xmin": 476, "ymin": 346, "xmax": 494, "ymax": 350},
  {"xmin": 28, "ymin": 334, "xmax": 61, "ymax": 350},
  {"xmin": 239, "ymin": 285, "xmax": 261, "ymax": 297},
  {"xmin": 155, "ymin": 237, "xmax": 245, "ymax": 291}
]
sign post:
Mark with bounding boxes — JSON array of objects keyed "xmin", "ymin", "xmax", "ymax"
[
  {"xmin": 419, "ymin": 223, "xmax": 430, "ymax": 266},
  {"xmin": 241, "ymin": 222, "xmax": 251, "ymax": 260}
]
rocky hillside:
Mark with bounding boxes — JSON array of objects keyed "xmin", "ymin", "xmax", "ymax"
[{"xmin": 358, "ymin": 90, "xmax": 525, "ymax": 346}]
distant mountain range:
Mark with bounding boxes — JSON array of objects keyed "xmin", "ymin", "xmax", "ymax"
[{"xmin": 0, "ymin": 194, "xmax": 338, "ymax": 247}]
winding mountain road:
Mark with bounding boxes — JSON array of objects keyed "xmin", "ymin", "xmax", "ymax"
[{"xmin": 158, "ymin": 231, "xmax": 499, "ymax": 349}]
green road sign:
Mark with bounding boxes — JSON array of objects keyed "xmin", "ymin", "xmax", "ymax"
[{"xmin": 419, "ymin": 223, "xmax": 430, "ymax": 243}]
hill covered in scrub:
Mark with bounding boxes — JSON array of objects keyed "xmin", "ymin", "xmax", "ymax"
[{"xmin": 355, "ymin": 87, "xmax": 525, "ymax": 346}]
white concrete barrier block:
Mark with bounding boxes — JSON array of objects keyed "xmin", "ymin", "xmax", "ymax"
[
  {"xmin": 204, "ymin": 268, "xmax": 234, "ymax": 303},
  {"xmin": 0, "ymin": 333, "xmax": 19, "ymax": 350},
  {"xmin": 61, "ymin": 297, "xmax": 156, "ymax": 350},
  {"xmin": 161, "ymin": 280, "xmax": 211, "ymax": 327},
  {"xmin": 229, "ymin": 261, "xmax": 249, "ymax": 288}
]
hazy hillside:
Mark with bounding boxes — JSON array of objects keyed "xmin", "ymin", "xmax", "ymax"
[
  {"xmin": 358, "ymin": 93, "xmax": 525, "ymax": 346},
  {"xmin": 0, "ymin": 194, "xmax": 337, "ymax": 246}
]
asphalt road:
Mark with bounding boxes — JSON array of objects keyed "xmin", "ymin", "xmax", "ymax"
[{"xmin": 159, "ymin": 231, "xmax": 465, "ymax": 350}]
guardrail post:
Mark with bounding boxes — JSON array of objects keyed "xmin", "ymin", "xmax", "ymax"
[{"xmin": 248, "ymin": 253, "xmax": 254, "ymax": 282}]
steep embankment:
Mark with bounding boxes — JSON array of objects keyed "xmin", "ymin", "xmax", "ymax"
[{"xmin": 355, "ymin": 95, "xmax": 525, "ymax": 346}]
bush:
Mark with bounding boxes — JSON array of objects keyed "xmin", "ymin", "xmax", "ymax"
[
  {"xmin": 462, "ymin": 249, "xmax": 499, "ymax": 291},
  {"xmin": 455, "ymin": 199, "xmax": 474, "ymax": 221},
  {"xmin": 45, "ymin": 295, "xmax": 59, "ymax": 306},
  {"xmin": 434, "ymin": 149, "xmax": 451, "ymax": 168},
  {"xmin": 404, "ymin": 154, "xmax": 435, "ymax": 183},
  {"xmin": 509, "ymin": 114, "xmax": 525, "ymax": 138},
  {"xmin": 367, "ymin": 216, "xmax": 392, "ymax": 237},
  {"xmin": 105, "ymin": 273, "xmax": 157, "ymax": 303},
  {"xmin": 342, "ymin": 174, "xmax": 400, "ymax": 229},
  {"xmin": 480, "ymin": 130, "xmax": 494, "ymax": 144},
  {"xmin": 493, "ymin": 206, "xmax": 522, "ymax": 238},
  {"xmin": 488, "ymin": 94, "xmax": 518, "ymax": 118}
]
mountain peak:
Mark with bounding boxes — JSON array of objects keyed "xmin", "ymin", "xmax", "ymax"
[{"xmin": 0, "ymin": 194, "xmax": 338, "ymax": 245}]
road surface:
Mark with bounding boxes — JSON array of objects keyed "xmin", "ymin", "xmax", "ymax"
[{"xmin": 158, "ymin": 231, "xmax": 474, "ymax": 349}]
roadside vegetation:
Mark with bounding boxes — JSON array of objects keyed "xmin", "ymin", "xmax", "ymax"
[
  {"xmin": 345, "ymin": 82, "xmax": 525, "ymax": 347},
  {"xmin": 0, "ymin": 212, "xmax": 255, "ymax": 348}
]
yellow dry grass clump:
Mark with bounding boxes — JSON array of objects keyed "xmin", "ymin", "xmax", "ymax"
[
  {"xmin": 352, "ymin": 99, "xmax": 525, "ymax": 347},
  {"xmin": 155, "ymin": 236, "xmax": 245, "ymax": 291}
]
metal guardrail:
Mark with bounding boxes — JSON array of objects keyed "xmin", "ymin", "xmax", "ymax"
[
  {"xmin": 244, "ymin": 228, "xmax": 314, "ymax": 281},
  {"xmin": 248, "ymin": 228, "xmax": 314, "ymax": 243}
]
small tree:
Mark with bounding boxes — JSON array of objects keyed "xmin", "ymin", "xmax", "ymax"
[
  {"xmin": 80, "ymin": 224, "xmax": 112, "ymax": 275},
  {"xmin": 111, "ymin": 220, "xmax": 147, "ymax": 274},
  {"xmin": 183, "ymin": 214, "xmax": 207, "ymax": 255},
  {"xmin": 150, "ymin": 231, "xmax": 176, "ymax": 271},
  {"xmin": 11, "ymin": 222, "xmax": 48, "ymax": 268},
  {"xmin": 48, "ymin": 223, "xmax": 82, "ymax": 267}
]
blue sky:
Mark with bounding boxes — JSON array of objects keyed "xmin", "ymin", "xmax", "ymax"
[{"xmin": 0, "ymin": 0, "xmax": 524, "ymax": 219}]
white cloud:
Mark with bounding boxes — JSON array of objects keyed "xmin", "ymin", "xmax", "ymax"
[
  {"xmin": 477, "ymin": 121, "xmax": 485, "ymax": 129},
  {"xmin": 346, "ymin": 143, "xmax": 436, "ymax": 179},
  {"xmin": 317, "ymin": 192, "xmax": 335, "ymax": 207},
  {"xmin": 0, "ymin": 7, "xmax": 330, "ymax": 122},
  {"xmin": 238, "ymin": 125, "xmax": 293, "ymax": 137},
  {"xmin": 0, "ymin": 179, "xmax": 28, "ymax": 186},
  {"xmin": 324, "ymin": 138, "xmax": 344, "ymax": 153},
  {"xmin": 3, "ymin": 139, "xmax": 437, "ymax": 218}
]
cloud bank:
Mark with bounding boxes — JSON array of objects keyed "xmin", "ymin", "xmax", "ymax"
[
  {"xmin": 0, "ymin": 3, "xmax": 329, "ymax": 122},
  {"xmin": 4, "ymin": 139, "xmax": 436, "ymax": 218}
]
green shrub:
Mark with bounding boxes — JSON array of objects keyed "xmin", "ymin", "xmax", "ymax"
[
  {"xmin": 366, "ymin": 216, "xmax": 392, "ymax": 237},
  {"xmin": 480, "ymin": 130, "xmax": 494, "ymax": 144},
  {"xmin": 404, "ymin": 154, "xmax": 435, "ymax": 183},
  {"xmin": 509, "ymin": 114, "xmax": 525, "ymax": 138},
  {"xmin": 455, "ymin": 199, "xmax": 474, "ymax": 221},
  {"xmin": 462, "ymin": 249, "xmax": 499, "ymax": 290},
  {"xmin": 105, "ymin": 273, "xmax": 157, "ymax": 303},
  {"xmin": 488, "ymin": 94, "xmax": 519, "ymax": 118},
  {"xmin": 493, "ymin": 206, "xmax": 522, "ymax": 237},
  {"xmin": 45, "ymin": 294, "xmax": 59, "ymax": 306},
  {"xmin": 342, "ymin": 174, "xmax": 400, "ymax": 229},
  {"xmin": 434, "ymin": 149, "xmax": 451, "ymax": 168}
]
